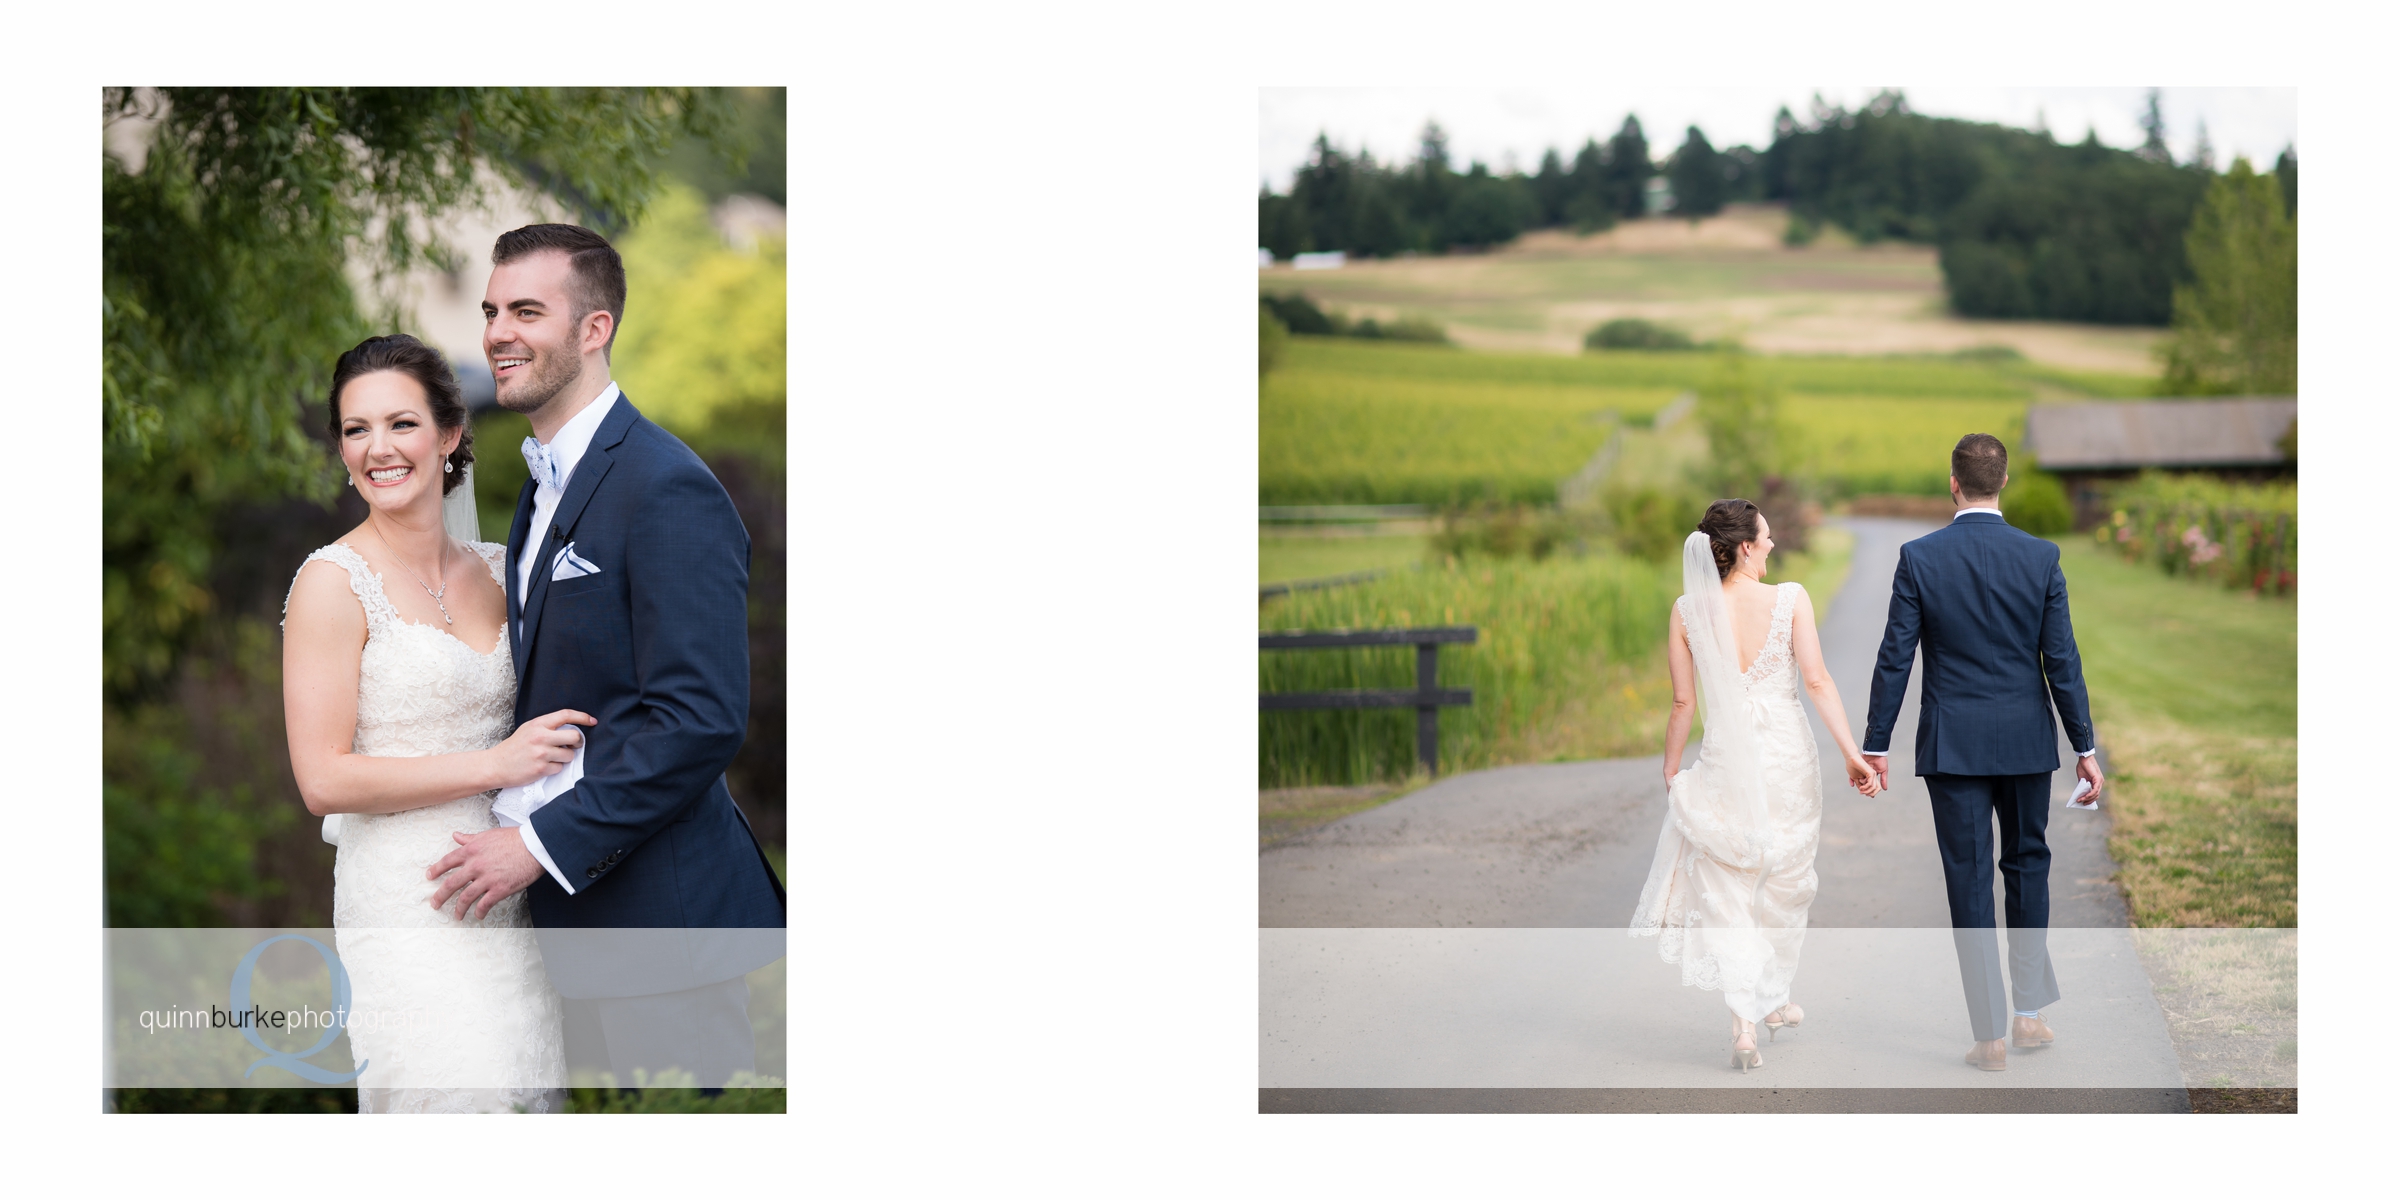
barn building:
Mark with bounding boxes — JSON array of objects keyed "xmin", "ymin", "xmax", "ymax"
[{"xmin": 2023, "ymin": 397, "xmax": 2296, "ymax": 529}]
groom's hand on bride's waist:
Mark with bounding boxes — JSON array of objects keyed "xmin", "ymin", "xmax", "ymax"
[{"xmin": 427, "ymin": 828, "xmax": 547, "ymax": 922}]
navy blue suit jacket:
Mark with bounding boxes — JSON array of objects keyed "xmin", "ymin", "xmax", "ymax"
[
  {"xmin": 505, "ymin": 394, "xmax": 785, "ymax": 967},
  {"xmin": 1862, "ymin": 513, "xmax": 2096, "ymax": 777}
]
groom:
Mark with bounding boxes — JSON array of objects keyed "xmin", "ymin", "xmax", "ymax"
[
  {"xmin": 428, "ymin": 223, "xmax": 786, "ymax": 1087},
  {"xmin": 1860, "ymin": 433, "xmax": 2103, "ymax": 1073}
]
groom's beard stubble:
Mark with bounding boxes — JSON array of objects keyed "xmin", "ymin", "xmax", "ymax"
[{"xmin": 495, "ymin": 339, "xmax": 583, "ymax": 420}]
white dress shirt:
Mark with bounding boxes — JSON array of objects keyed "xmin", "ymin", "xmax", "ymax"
[
  {"xmin": 1861, "ymin": 504, "xmax": 2095, "ymax": 759},
  {"xmin": 502, "ymin": 382, "xmax": 619, "ymax": 893}
]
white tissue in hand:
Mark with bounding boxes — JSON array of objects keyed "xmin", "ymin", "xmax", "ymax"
[
  {"xmin": 494, "ymin": 742, "xmax": 584, "ymax": 827},
  {"xmin": 2066, "ymin": 776, "xmax": 2097, "ymax": 809}
]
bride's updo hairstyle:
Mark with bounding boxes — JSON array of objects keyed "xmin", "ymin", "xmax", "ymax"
[
  {"xmin": 1696, "ymin": 499, "xmax": 1762, "ymax": 580},
  {"xmin": 327, "ymin": 334, "xmax": 476, "ymax": 495}
]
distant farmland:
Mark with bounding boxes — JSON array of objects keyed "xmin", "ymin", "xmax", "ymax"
[
  {"xmin": 1258, "ymin": 337, "xmax": 2150, "ymax": 506},
  {"xmin": 1258, "ymin": 204, "xmax": 2167, "ymax": 374}
]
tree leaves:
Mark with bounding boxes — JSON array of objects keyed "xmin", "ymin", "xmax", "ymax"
[{"xmin": 2157, "ymin": 159, "xmax": 2297, "ymax": 396}]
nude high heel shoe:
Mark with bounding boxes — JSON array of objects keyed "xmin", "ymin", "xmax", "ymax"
[
  {"xmin": 1730, "ymin": 1019, "xmax": 1764, "ymax": 1073},
  {"xmin": 1762, "ymin": 1003, "xmax": 1805, "ymax": 1042}
]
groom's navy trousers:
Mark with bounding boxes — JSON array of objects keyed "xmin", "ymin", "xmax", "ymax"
[{"xmin": 1863, "ymin": 512, "xmax": 2094, "ymax": 1043}]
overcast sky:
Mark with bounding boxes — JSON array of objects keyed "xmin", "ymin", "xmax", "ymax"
[{"xmin": 1259, "ymin": 87, "xmax": 2297, "ymax": 191}]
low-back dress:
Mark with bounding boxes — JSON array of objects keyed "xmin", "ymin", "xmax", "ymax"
[{"xmin": 1629, "ymin": 580, "xmax": 1823, "ymax": 1023}]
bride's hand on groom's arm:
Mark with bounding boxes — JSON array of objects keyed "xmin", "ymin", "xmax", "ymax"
[{"xmin": 485, "ymin": 710, "xmax": 598, "ymax": 788}]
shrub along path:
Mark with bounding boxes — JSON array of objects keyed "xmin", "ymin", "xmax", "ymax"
[{"xmin": 1260, "ymin": 517, "xmax": 2196, "ymax": 1109}]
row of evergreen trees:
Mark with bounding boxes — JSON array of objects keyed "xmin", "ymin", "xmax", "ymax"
[{"xmin": 1257, "ymin": 91, "xmax": 2296, "ymax": 327}]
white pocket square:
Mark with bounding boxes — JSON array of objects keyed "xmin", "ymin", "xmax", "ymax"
[{"xmin": 550, "ymin": 543, "xmax": 602, "ymax": 581}]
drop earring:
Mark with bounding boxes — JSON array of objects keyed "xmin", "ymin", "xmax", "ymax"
[{"xmin": 444, "ymin": 460, "xmax": 454, "ymax": 473}]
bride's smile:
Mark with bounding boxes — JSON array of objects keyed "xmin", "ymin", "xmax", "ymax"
[{"xmin": 338, "ymin": 370, "xmax": 461, "ymax": 512}]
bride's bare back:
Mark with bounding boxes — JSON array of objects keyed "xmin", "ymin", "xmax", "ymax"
[{"xmin": 1719, "ymin": 576, "xmax": 1781, "ymax": 674}]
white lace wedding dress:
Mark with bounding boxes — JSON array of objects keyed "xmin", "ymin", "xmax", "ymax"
[
  {"xmin": 1629, "ymin": 580, "xmax": 1822, "ymax": 1024},
  {"xmin": 288, "ymin": 541, "xmax": 567, "ymax": 1114}
]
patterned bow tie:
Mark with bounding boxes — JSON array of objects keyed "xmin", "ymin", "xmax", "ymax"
[{"xmin": 521, "ymin": 437, "xmax": 560, "ymax": 493}]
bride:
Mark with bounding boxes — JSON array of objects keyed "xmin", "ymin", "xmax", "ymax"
[
  {"xmin": 1630, "ymin": 499, "xmax": 1880, "ymax": 1072},
  {"xmin": 281, "ymin": 334, "xmax": 595, "ymax": 1113}
]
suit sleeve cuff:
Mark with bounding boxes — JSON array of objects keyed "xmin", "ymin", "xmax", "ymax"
[
  {"xmin": 1862, "ymin": 744, "xmax": 1887, "ymax": 755},
  {"xmin": 516, "ymin": 822, "xmax": 576, "ymax": 895},
  {"xmin": 2077, "ymin": 747, "xmax": 2098, "ymax": 757}
]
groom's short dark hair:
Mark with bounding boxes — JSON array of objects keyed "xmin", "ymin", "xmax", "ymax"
[
  {"xmin": 493, "ymin": 224, "xmax": 626, "ymax": 355},
  {"xmin": 1952, "ymin": 433, "xmax": 2008, "ymax": 500}
]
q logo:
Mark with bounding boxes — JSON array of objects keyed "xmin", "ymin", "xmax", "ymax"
[{"xmin": 231, "ymin": 934, "xmax": 366, "ymax": 1084}]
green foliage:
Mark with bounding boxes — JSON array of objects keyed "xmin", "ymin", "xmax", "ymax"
[
  {"xmin": 2001, "ymin": 469, "xmax": 2073, "ymax": 536},
  {"xmin": 1693, "ymin": 348, "xmax": 1784, "ymax": 496},
  {"xmin": 1348, "ymin": 314, "xmax": 1450, "ymax": 343},
  {"xmin": 1759, "ymin": 90, "xmax": 2209, "ymax": 323},
  {"xmin": 1428, "ymin": 504, "xmax": 1573, "ymax": 561},
  {"xmin": 1260, "ymin": 305, "xmax": 1290, "ymax": 376},
  {"xmin": 1258, "ymin": 113, "xmax": 1684, "ymax": 258},
  {"xmin": 2157, "ymin": 159, "xmax": 2297, "ymax": 396},
  {"xmin": 1584, "ymin": 318, "xmax": 1695, "ymax": 351},
  {"xmin": 104, "ymin": 696, "xmax": 293, "ymax": 927},
  {"xmin": 611, "ymin": 183, "xmax": 787, "ymax": 431},
  {"xmin": 1259, "ymin": 554, "xmax": 1683, "ymax": 785},
  {"xmin": 109, "ymin": 1088, "xmax": 355, "ymax": 1113},
  {"xmin": 658, "ymin": 87, "xmax": 786, "ymax": 205},
  {"xmin": 1259, "ymin": 291, "xmax": 1447, "ymax": 344},
  {"xmin": 2095, "ymin": 472, "xmax": 2296, "ymax": 595},
  {"xmin": 103, "ymin": 86, "xmax": 735, "ymax": 707},
  {"xmin": 1666, "ymin": 125, "xmax": 1727, "ymax": 218},
  {"xmin": 1261, "ymin": 291, "xmax": 1336, "ymax": 335},
  {"xmin": 1602, "ymin": 481, "xmax": 1705, "ymax": 560}
]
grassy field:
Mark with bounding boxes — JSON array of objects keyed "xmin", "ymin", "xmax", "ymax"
[
  {"xmin": 1259, "ymin": 553, "xmax": 1683, "ymax": 786},
  {"xmin": 1259, "ymin": 204, "xmax": 2170, "ymax": 373},
  {"xmin": 2055, "ymin": 537, "xmax": 2296, "ymax": 927},
  {"xmin": 1259, "ymin": 338, "xmax": 2148, "ymax": 506},
  {"xmin": 1256, "ymin": 528, "xmax": 1844, "ymax": 789}
]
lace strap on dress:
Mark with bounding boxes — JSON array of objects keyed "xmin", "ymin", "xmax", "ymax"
[
  {"xmin": 470, "ymin": 541, "xmax": 510, "ymax": 591},
  {"xmin": 282, "ymin": 542, "xmax": 400, "ymax": 634},
  {"xmin": 1769, "ymin": 582, "xmax": 1799, "ymax": 646}
]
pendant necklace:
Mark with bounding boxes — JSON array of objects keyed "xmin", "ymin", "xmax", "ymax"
[{"xmin": 373, "ymin": 522, "xmax": 452, "ymax": 625}]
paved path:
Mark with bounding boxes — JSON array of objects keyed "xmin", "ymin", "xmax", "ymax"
[{"xmin": 1259, "ymin": 518, "xmax": 2180, "ymax": 1105}]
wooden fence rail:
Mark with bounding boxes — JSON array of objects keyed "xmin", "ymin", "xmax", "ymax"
[{"xmin": 1258, "ymin": 626, "xmax": 1477, "ymax": 775}]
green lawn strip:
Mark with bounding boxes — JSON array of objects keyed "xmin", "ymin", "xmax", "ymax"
[
  {"xmin": 1259, "ymin": 533, "xmax": 1428, "ymax": 587},
  {"xmin": 2053, "ymin": 537, "xmax": 2295, "ymax": 927}
]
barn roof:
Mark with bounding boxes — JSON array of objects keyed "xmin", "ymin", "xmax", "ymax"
[{"xmin": 2024, "ymin": 397, "xmax": 2296, "ymax": 471}]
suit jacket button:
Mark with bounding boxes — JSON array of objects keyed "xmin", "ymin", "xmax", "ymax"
[{"xmin": 586, "ymin": 867, "xmax": 600, "ymax": 879}]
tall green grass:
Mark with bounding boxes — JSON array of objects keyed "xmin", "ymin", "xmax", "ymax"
[{"xmin": 1258, "ymin": 554, "xmax": 1681, "ymax": 786}]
